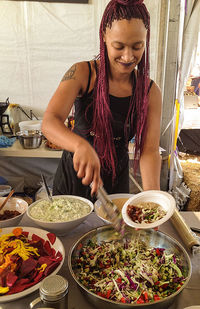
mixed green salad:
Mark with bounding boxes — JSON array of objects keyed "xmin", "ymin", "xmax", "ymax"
[
  {"xmin": 74, "ymin": 238, "xmax": 188, "ymax": 304},
  {"xmin": 127, "ymin": 202, "xmax": 166, "ymax": 224}
]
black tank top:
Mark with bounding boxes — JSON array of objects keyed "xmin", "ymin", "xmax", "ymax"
[{"xmin": 73, "ymin": 61, "xmax": 139, "ymax": 158}]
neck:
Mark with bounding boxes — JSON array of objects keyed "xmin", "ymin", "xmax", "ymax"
[{"xmin": 109, "ymin": 66, "xmax": 134, "ymax": 84}]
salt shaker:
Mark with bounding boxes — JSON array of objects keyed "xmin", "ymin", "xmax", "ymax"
[{"xmin": 30, "ymin": 275, "xmax": 68, "ymax": 309}]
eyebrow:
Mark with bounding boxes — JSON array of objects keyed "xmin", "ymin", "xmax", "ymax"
[{"xmin": 112, "ymin": 40, "xmax": 144, "ymax": 45}]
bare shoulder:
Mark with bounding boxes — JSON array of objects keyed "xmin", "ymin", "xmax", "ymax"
[
  {"xmin": 61, "ymin": 61, "xmax": 89, "ymax": 83},
  {"xmin": 60, "ymin": 61, "xmax": 91, "ymax": 96},
  {"xmin": 149, "ymin": 81, "xmax": 161, "ymax": 97},
  {"xmin": 148, "ymin": 81, "xmax": 162, "ymax": 109}
]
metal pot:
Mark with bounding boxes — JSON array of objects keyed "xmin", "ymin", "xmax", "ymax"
[
  {"xmin": 68, "ymin": 226, "xmax": 192, "ymax": 309},
  {"xmin": 16, "ymin": 130, "xmax": 43, "ymax": 149}
]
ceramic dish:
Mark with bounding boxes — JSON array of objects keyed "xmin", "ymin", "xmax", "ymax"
[
  {"xmin": 95, "ymin": 193, "xmax": 133, "ymax": 224},
  {"xmin": 122, "ymin": 190, "xmax": 176, "ymax": 229},
  {"xmin": 0, "ymin": 226, "xmax": 65, "ymax": 303},
  {"xmin": 0, "ymin": 197, "xmax": 28, "ymax": 228},
  {"xmin": 27, "ymin": 195, "xmax": 94, "ymax": 236}
]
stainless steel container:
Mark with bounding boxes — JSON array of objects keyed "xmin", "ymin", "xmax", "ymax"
[
  {"xmin": 69, "ymin": 225, "xmax": 192, "ymax": 309},
  {"xmin": 16, "ymin": 130, "xmax": 43, "ymax": 149},
  {"xmin": 30, "ymin": 275, "xmax": 68, "ymax": 309}
]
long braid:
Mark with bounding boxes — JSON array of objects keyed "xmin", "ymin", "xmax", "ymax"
[{"xmin": 90, "ymin": 0, "xmax": 150, "ymax": 180}]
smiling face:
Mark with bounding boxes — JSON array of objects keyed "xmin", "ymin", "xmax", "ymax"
[{"xmin": 104, "ymin": 18, "xmax": 147, "ymax": 76}]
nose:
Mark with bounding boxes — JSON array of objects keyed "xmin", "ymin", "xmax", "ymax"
[{"xmin": 121, "ymin": 48, "xmax": 134, "ymax": 62}]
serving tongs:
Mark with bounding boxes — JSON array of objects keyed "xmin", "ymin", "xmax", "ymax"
[{"xmin": 97, "ymin": 186, "xmax": 125, "ymax": 236}]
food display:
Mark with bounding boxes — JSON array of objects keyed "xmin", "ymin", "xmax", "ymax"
[
  {"xmin": 73, "ymin": 236, "xmax": 188, "ymax": 304},
  {"xmin": 127, "ymin": 202, "xmax": 166, "ymax": 224},
  {"xmin": 29, "ymin": 197, "xmax": 91, "ymax": 222},
  {"xmin": 0, "ymin": 227, "xmax": 63, "ymax": 298}
]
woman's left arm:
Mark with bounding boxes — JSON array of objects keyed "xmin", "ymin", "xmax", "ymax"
[{"xmin": 139, "ymin": 82, "xmax": 162, "ymax": 190}]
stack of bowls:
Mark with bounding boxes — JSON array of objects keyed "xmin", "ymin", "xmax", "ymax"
[{"xmin": 16, "ymin": 120, "xmax": 43, "ymax": 149}]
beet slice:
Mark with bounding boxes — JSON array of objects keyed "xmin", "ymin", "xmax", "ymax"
[
  {"xmin": 38, "ymin": 256, "xmax": 52, "ymax": 266},
  {"xmin": 56, "ymin": 251, "xmax": 63, "ymax": 260},
  {"xmin": 21, "ymin": 231, "xmax": 29, "ymax": 238},
  {"xmin": 44, "ymin": 261, "xmax": 60, "ymax": 276},
  {"xmin": 32, "ymin": 234, "xmax": 45, "ymax": 244},
  {"xmin": 47, "ymin": 233, "xmax": 56, "ymax": 245},
  {"xmin": 20, "ymin": 258, "xmax": 38, "ymax": 276},
  {"xmin": 6, "ymin": 272, "xmax": 18, "ymax": 287},
  {"xmin": 43, "ymin": 240, "xmax": 52, "ymax": 256}
]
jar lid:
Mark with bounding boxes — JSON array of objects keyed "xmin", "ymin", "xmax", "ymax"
[{"xmin": 39, "ymin": 275, "xmax": 68, "ymax": 302}]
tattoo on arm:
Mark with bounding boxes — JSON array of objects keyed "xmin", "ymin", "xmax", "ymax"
[{"xmin": 61, "ymin": 64, "xmax": 76, "ymax": 82}]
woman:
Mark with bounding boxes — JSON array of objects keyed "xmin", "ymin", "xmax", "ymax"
[{"xmin": 42, "ymin": 0, "xmax": 162, "ymax": 199}]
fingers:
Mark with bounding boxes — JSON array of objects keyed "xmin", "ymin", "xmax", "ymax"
[
  {"xmin": 90, "ymin": 171, "xmax": 102, "ymax": 196},
  {"xmin": 82, "ymin": 164, "xmax": 101, "ymax": 194},
  {"xmin": 76, "ymin": 163, "xmax": 86, "ymax": 179},
  {"xmin": 73, "ymin": 144, "xmax": 101, "ymax": 194}
]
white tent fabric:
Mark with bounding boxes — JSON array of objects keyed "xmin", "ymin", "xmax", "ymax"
[
  {"xmin": 169, "ymin": 0, "xmax": 200, "ymax": 207},
  {"xmin": 177, "ymin": 0, "xmax": 200, "ymax": 128},
  {"xmin": 0, "ymin": 0, "xmax": 159, "ymax": 119},
  {"xmin": 0, "ymin": 1, "xmax": 102, "ymax": 117}
]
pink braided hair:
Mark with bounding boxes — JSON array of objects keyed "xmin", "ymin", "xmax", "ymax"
[{"xmin": 90, "ymin": 0, "xmax": 150, "ymax": 181}]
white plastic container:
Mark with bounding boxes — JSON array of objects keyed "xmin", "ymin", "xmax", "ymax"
[{"xmin": 19, "ymin": 120, "xmax": 42, "ymax": 132}]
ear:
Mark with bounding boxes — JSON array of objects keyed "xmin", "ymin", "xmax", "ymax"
[{"xmin": 103, "ymin": 31, "xmax": 106, "ymax": 43}]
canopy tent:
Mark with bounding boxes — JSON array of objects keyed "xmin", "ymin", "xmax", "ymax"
[{"xmin": 167, "ymin": 0, "xmax": 200, "ymax": 208}]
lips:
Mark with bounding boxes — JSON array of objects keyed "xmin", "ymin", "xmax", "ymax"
[{"xmin": 118, "ymin": 62, "xmax": 135, "ymax": 67}]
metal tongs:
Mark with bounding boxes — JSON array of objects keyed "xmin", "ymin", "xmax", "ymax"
[{"xmin": 97, "ymin": 186, "xmax": 125, "ymax": 236}]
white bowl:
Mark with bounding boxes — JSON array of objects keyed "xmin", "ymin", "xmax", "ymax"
[
  {"xmin": 95, "ymin": 193, "xmax": 133, "ymax": 224},
  {"xmin": 27, "ymin": 195, "xmax": 94, "ymax": 236},
  {"xmin": 0, "ymin": 197, "xmax": 28, "ymax": 228},
  {"xmin": 122, "ymin": 190, "xmax": 176, "ymax": 229},
  {"xmin": 0, "ymin": 185, "xmax": 12, "ymax": 197}
]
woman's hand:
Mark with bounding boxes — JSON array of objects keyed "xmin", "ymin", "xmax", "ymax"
[{"xmin": 73, "ymin": 141, "xmax": 102, "ymax": 195}]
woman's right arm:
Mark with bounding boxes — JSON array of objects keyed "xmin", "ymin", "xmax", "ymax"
[{"xmin": 42, "ymin": 62, "xmax": 101, "ymax": 194}]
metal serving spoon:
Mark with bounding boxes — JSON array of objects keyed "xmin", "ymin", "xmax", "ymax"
[{"xmin": 40, "ymin": 174, "xmax": 53, "ymax": 203}]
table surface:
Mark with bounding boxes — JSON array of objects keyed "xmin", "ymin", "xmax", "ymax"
[
  {"xmin": 0, "ymin": 211, "xmax": 200, "ymax": 308},
  {"xmin": 0, "ymin": 139, "xmax": 63, "ymax": 158}
]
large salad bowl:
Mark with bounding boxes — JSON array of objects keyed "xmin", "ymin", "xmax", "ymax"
[{"xmin": 69, "ymin": 225, "xmax": 191, "ymax": 309}]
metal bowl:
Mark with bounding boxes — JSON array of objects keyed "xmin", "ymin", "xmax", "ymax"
[
  {"xmin": 69, "ymin": 225, "xmax": 192, "ymax": 309},
  {"xmin": 16, "ymin": 130, "xmax": 43, "ymax": 149}
]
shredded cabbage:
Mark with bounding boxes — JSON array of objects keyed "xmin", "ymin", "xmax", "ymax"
[{"xmin": 74, "ymin": 237, "xmax": 188, "ymax": 304}]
